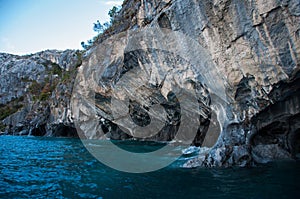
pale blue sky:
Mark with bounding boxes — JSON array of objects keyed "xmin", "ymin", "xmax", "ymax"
[{"xmin": 0, "ymin": 0, "xmax": 123, "ymax": 55}]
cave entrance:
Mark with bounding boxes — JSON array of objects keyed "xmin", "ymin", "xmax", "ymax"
[
  {"xmin": 31, "ymin": 125, "xmax": 47, "ymax": 136},
  {"xmin": 53, "ymin": 125, "xmax": 78, "ymax": 137}
]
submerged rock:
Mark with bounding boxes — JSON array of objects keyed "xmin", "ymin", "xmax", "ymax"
[{"xmin": 182, "ymin": 146, "xmax": 201, "ymax": 156}]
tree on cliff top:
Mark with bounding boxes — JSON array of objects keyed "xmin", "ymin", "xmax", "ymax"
[
  {"xmin": 108, "ymin": 6, "xmax": 119, "ymax": 24},
  {"xmin": 81, "ymin": 6, "xmax": 121, "ymax": 50},
  {"xmin": 93, "ymin": 20, "xmax": 104, "ymax": 34}
]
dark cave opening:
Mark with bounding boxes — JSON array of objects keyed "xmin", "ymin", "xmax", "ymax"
[
  {"xmin": 53, "ymin": 125, "xmax": 78, "ymax": 137},
  {"xmin": 31, "ymin": 125, "xmax": 47, "ymax": 136}
]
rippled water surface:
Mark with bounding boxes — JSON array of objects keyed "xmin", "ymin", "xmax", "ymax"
[{"xmin": 0, "ymin": 136, "xmax": 299, "ymax": 198}]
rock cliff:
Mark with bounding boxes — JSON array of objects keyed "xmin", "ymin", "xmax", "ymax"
[
  {"xmin": 1, "ymin": 0, "xmax": 300, "ymax": 167},
  {"xmin": 0, "ymin": 50, "xmax": 81, "ymax": 137}
]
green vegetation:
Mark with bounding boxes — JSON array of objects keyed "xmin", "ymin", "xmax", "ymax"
[
  {"xmin": 81, "ymin": 5, "xmax": 121, "ymax": 50},
  {"xmin": 0, "ymin": 97, "xmax": 24, "ymax": 120},
  {"xmin": 51, "ymin": 63, "xmax": 62, "ymax": 76},
  {"xmin": 26, "ymin": 55, "xmax": 80, "ymax": 102},
  {"xmin": 108, "ymin": 6, "xmax": 119, "ymax": 24},
  {"xmin": 38, "ymin": 92, "xmax": 51, "ymax": 101},
  {"xmin": 75, "ymin": 51, "xmax": 83, "ymax": 67},
  {"xmin": 32, "ymin": 92, "xmax": 51, "ymax": 102},
  {"xmin": 0, "ymin": 122, "xmax": 6, "ymax": 132},
  {"xmin": 0, "ymin": 106, "xmax": 19, "ymax": 120},
  {"xmin": 20, "ymin": 47, "xmax": 83, "ymax": 105},
  {"xmin": 29, "ymin": 80, "xmax": 43, "ymax": 96},
  {"xmin": 62, "ymin": 67, "xmax": 78, "ymax": 84},
  {"xmin": 62, "ymin": 72, "xmax": 71, "ymax": 82},
  {"xmin": 29, "ymin": 80, "xmax": 52, "ymax": 101}
]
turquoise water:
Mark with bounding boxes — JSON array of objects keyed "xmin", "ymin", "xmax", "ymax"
[{"xmin": 0, "ymin": 136, "xmax": 299, "ymax": 199}]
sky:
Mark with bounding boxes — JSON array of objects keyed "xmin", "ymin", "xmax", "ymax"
[{"xmin": 0, "ymin": 0, "xmax": 123, "ymax": 55}]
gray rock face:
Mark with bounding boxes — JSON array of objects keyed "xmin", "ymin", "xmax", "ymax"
[
  {"xmin": 72, "ymin": 0, "xmax": 300, "ymax": 167},
  {"xmin": 0, "ymin": 53, "xmax": 46, "ymax": 104},
  {"xmin": 1, "ymin": 0, "xmax": 300, "ymax": 168},
  {"xmin": 0, "ymin": 50, "xmax": 81, "ymax": 137},
  {"xmin": 34, "ymin": 50, "xmax": 81, "ymax": 71}
]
